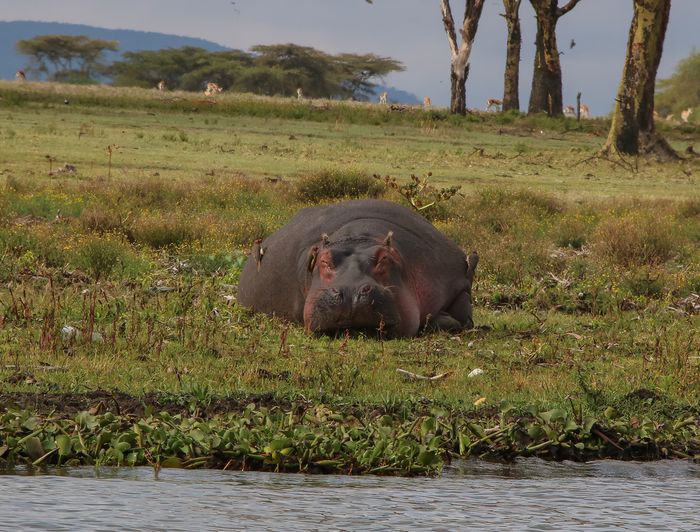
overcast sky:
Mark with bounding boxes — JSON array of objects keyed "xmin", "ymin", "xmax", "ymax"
[{"xmin": 1, "ymin": 0, "xmax": 698, "ymax": 115}]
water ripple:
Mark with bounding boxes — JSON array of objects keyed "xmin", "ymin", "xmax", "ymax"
[{"xmin": 1, "ymin": 459, "xmax": 699, "ymax": 531}]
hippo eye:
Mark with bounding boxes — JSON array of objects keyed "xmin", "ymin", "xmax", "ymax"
[{"xmin": 374, "ymin": 255, "xmax": 391, "ymax": 271}]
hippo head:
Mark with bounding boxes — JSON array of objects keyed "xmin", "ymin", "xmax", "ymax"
[{"xmin": 302, "ymin": 232, "xmax": 408, "ymax": 337}]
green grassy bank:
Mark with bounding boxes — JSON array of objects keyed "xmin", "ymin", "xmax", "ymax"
[{"xmin": 0, "ymin": 82, "xmax": 698, "ymax": 474}]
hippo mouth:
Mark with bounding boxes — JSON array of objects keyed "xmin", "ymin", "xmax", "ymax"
[{"xmin": 306, "ymin": 285, "xmax": 401, "ymax": 337}]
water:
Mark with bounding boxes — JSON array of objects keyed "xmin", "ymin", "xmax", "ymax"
[{"xmin": 1, "ymin": 459, "xmax": 699, "ymax": 531}]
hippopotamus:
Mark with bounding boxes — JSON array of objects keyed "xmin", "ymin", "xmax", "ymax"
[{"xmin": 237, "ymin": 199, "xmax": 478, "ymax": 338}]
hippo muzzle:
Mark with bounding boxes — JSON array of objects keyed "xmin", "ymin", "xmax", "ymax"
[{"xmin": 306, "ymin": 282, "xmax": 401, "ymax": 335}]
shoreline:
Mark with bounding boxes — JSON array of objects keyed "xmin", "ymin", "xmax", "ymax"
[{"xmin": 1, "ymin": 391, "xmax": 698, "ymax": 475}]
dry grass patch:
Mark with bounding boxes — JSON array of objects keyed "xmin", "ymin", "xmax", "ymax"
[{"xmin": 592, "ymin": 213, "xmax": 681, "ymax": 267}]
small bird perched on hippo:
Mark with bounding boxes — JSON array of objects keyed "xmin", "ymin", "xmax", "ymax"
[{"xmin": 237, "ymin": 199, "xmax": 478, "ymax": 338}]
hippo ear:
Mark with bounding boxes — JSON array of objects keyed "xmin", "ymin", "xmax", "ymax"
[
  {"xmin": 253, "ymin": 238, "xmax": 265, "ymax": 272},
  {"xmin": 466, "ymin": 251, "xmax": 479, "ymax": 286},
  {"xmin": 383, "ymin": 230, "xmax": 394, "ymax": 249},
  {"xmin": 307, "ymin": 245, "xmax": 319, "ymax": 272}
]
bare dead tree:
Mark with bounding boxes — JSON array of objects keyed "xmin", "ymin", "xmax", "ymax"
[{"xmin": 440, "ymin": 0, "xmax": 486, "ymax": 114}]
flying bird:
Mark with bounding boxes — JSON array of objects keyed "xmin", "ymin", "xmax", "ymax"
[{"xmin": 570, "ymin": 39, "xmax": 576, "ymax": 49}]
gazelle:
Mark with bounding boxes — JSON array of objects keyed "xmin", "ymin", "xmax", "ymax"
[
  {"xmin": 157, "ymin": 80, "xmax": 167, "ymax": 91},
  {"xmin": 423, "ymin": 96, "xmax": 432, "ymax": 109},
  {"xmin": 15, "ymin": 70, "xmax": 26, "ymax": 81},
  {"xmin": 204, "ymin": 82, "xmax": 222, "ymax": 97},
  {"xmin": 379, "ymin": 91, "xmax": 388, "ymax": 105},
  {"xmin": 296, "ymin": 87, "xmax": 304, "ymax": 100},
  {"xmin": 486, "ymin": 98, "xmax": 502, "ymax": 112},
  {"xmin": 579, "ymin": 103, "xmax": 590, "ymax": 119},
  {"xmin": 681, "ymin": 107, "xmax": 693, "ymax": 123}
]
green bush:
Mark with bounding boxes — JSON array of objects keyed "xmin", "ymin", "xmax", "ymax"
[
  {"xmin": 552, "ymin": 214, "xmax": 593, "ymax": 249},
  {"xmin": 296, "ymin": 169, "xmax": 386, "ymax": 202},
  {"xmin": 73, "ymin": 235, "xmax": 145, "ymax": 279},
  {"xmin": 130, "ymin": 214, "xmax": 197, "ymax": 248}
]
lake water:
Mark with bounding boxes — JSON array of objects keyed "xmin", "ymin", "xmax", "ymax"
[{"xmin": 1, "ymin": 459, "xmax": 699, "ymax": 531}]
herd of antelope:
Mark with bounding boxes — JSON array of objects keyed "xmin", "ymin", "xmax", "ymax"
[{"xmin": 12, "ymin": 70, "xmax": 695, "ymax": 123}]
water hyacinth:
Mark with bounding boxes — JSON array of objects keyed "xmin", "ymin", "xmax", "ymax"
[{"xmin": 1, "ymin": 403, "xmax": 698, "ymax": 476}]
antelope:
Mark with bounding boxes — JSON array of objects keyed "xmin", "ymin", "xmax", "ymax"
[
  {"xmin": 563, "ymin": 105, "xmax": 576, "ymax": 117},
  {"xmin": 157, "ymin": 80, "xmax": 167, "ymax": 91},
  {"xmin": 423, "ymin": 96, "xmax": 432, "ymax": 109},
  {"xmin": 579, "ymin": 103, "xmax": 590, "ymax": 119},
  {"xmin": 296, "ymin": 87, "xmax": 304, "ymax": 100},
  {"xmin": 204, "ymin": 82, "xmax": 222, "ymax": 97},
  {"xmin": 681, "ymin": 107, "xmax": 693, "ymax": 123},
  {"xmin": 379, "ymin": 91, "xmax": 388, "ymax": 105},
  {"xmin": 15, "ymin": 70, "xmax": 26, "ymax": 81},
  {"xmin": 486, "ymin": 98, "xmax": 502, "ymax": 112}
]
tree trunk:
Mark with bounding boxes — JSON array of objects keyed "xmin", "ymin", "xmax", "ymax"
[
  {"xmin": 528, "ymin": 0, "xmax": 580, "ymax": 116},
  {"xmin": 502, "ymin": 0, "xmax": 522, "ymax": 111},
  {"xmin": 601, "ymin": 0, "xmax": 677, "ymax": 159},
  {"xmin": 441, "ymin": 0, "xmax": 486, "ymax": 115},
  {"xmin": 450, "ymin": 64, "xmax": 469, "ymax": 114}
]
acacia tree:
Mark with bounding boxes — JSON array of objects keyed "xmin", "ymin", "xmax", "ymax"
[
  {"xmin": 601, "ymin": 0, "xmax": 677, "ymax": 159},
  {"xmin": 656, "ymin": 50, "xmax": 700, "ymax": 117},
  {"xmin": 528, "ymin": 0, "xmax": 581, "ymax": 115},
  {"xmin": 501, "ymin": 0, "xmax": 522, "ymax": 111},
  {"xmin": 17, "ymin": 35, "xmax": 118, "ymax": 82},
  {"xmin": 440, "ymin": 0, "xmax": 486, "ymax": 114}
]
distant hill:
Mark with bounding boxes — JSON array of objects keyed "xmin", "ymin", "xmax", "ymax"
[
  {"xmin": 0, "ymin": 20, "xmax": 421, "ymax": 104},
  {"xmin": 0, "ymin": 20, "xmax": 228, "ymax": 80}
]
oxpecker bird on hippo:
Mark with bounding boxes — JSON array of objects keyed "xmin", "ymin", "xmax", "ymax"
[{"xmin": 237, "ymin": 199, "xmax": 478, "ymax": 338}]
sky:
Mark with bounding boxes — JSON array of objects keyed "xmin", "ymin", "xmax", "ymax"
[{"xmin": 1, "ymin": 0, "xmax": 698, "ymax": 116}]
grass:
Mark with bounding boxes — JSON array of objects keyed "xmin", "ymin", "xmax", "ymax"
[{"xmin": 0, "ymin": 82, "xmax": 699, "ymax": 474}]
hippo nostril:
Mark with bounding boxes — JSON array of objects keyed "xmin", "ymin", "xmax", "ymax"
[
  {"xmin": 328, "ymin": 288, "xmax": 343, "ymax": 303},
  {"xmin": 360, "ymin": 284, "xmax": 373, "ymax": 295}
]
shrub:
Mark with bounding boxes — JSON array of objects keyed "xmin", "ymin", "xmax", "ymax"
[
  {"xmin": 80, "ymin": 205, "xmax": 130, "ymax": 234},
  {"xmin": 0, "ymin": 227, "xmax": 68, "ymax": 268},
  {"xmin": 620, "ymin": 267, "xmax": 665, "ymax": 299},
  {"xmin": 6, "ymin": 192, "xmax": 84, "ymax": 220},
  {"xmin": 117, "ymin": 177, "xmax": 188, "ymax": 208},
  {"xmin": 73, "ymin": 235, "xmax": 145, "ymax": 279},
  {"xmin": 592, "ymin": 213, "xmax": 679, "ymax": 266},
  {"xmin": 296, "ymin": 169, "xmax": 385, "ymax": 202},
  {"xmin": 551, "ymin": 214, "xmax": 593, "ymax": 249},
  {"xmin": 679, "ymin": 198, "xmax": 700, "ymax": 216},
  {"xmin": 131, "ymin": 214, "xmax": 197, "ymax": 248},
  {"xmin": 73, "ymin": 236, "xmax": 124, "ymax": 279}
]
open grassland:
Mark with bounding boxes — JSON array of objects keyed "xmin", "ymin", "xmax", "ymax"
[
  {"xmin": 0, "ymin": 82, "xmax": 699, "ymax": 473},
  {"xmin": 1, "ymin": 80, "xmax": 698, "ymax": 196}
]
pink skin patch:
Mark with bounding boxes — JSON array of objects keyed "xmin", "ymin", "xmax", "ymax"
[{"xmin": 303, "ymin": 249, "xmax": 336, "ymax": 329}]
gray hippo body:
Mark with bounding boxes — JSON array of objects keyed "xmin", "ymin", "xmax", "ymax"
[{"xmin": 237, "ymin": 199, "xmax": 477, "ymax": 338}]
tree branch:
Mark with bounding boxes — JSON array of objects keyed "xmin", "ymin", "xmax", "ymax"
[
  {"xmin": 557, "ymin": 0, "xmax": 581, "ymax": 18},
  {"xmin": 456, "ymin": 0, "xmax": 486, "ymax": 68},
  {"xmin": 500, "ymin": 0, "xmax": 522, "ymax": 21},
  {"xmin": 441, "ymin": 0, "xmax": 459, "ymax": 58}
]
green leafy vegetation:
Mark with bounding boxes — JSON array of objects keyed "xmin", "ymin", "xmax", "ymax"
[
  {"xmin": 656, "ymin": 50, "xmax": 699, "ymax": 118},
  {"xmin": 0, "ymin": 402, "xmax": 697, "ymax": 475}
]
